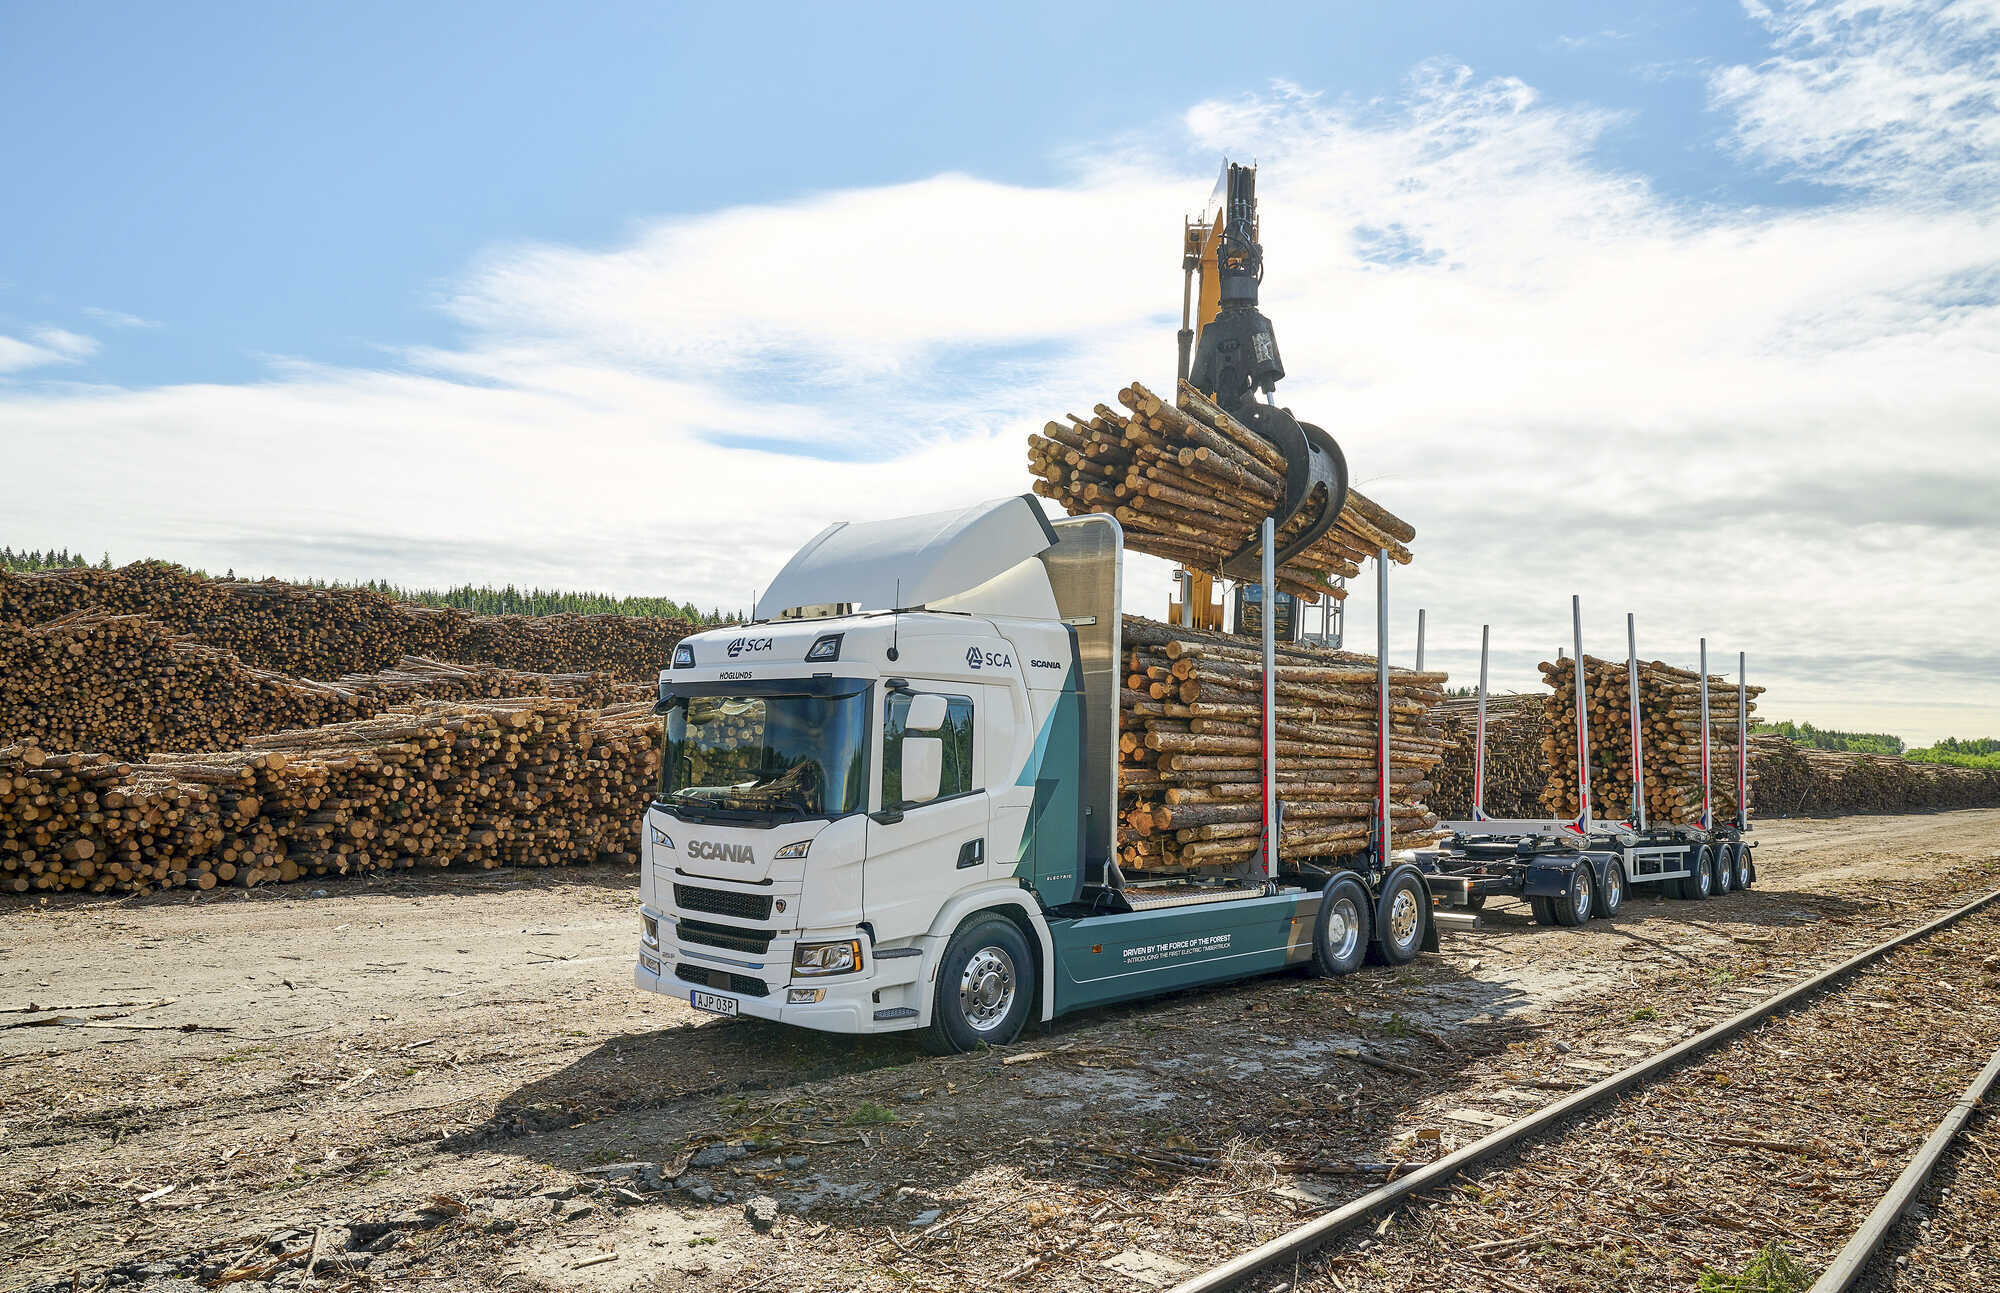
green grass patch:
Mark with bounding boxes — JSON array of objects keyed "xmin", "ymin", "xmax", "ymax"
[
  {"xmin": 1629, "ymin": 1007, "xmax": 1658, "ymax": 1022},
  {"xmin": 844, "ymin": 1101, "xmax": 898, "ymax": 1126},
  {"xmin": 1698, "ymin": 1243, "xmax": 1811, "ymax": 1292}
]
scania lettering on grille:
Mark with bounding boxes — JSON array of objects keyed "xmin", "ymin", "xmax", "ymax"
[{"xmin": 687, "ymin": 841, "xmax": 755, "ymax": 863}]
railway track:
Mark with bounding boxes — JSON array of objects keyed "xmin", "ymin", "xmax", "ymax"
[{"xmin": 1171, "ymin": 887, "xmax": 2000, "ymax": 1293}]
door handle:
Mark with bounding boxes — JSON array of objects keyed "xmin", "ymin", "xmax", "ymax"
[{"xmin": 956, "ymin": 838, "xmax": 985, "ymax": 869}]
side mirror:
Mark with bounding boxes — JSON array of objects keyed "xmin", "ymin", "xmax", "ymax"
[
  {"xmin": 903, "ymin": 693, "xmax": 948, "ymax": 731},
  {"xmin": 900, "ymin": 736, "xmax": 944, "ymax": 805}
]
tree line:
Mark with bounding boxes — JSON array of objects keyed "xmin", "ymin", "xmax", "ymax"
[{"xmin": 1753, "ymin": 719, "xmax": 1904, "ymax": 755}]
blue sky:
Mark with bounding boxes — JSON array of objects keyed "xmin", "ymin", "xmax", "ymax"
[
  {"xmin": 3, "ymin": 1, "xmax": 1998, "ymax": 742},
  {"xmin": 6, "ymin": 1, "xmax": 1804, "ymax": 389}
]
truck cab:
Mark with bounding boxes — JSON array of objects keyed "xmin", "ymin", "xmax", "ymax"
[{"xmin": 635, "ymin": 496, "xmax": 1119, "ymax": 1050}]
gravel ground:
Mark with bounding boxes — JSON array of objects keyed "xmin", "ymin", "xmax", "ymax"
[
  {"xmin": 2, "ymin": 810, "xmax": 1998, "ymax": 1292},
  {"xmin": 1859, "ymin": 1101, "xmax": 2000, "ymax": 1292},
  {"xmin": 1255, "ymin": 907, "xmax": 2000, "ymax": 1293}
]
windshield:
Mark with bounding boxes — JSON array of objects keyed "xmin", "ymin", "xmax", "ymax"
[{"xmin": 657, "ymin": 691, "xmax": 868, "ymax": 821}]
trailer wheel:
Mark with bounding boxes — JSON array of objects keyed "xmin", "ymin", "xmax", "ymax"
[
  {"xmin": 1375, "ymin": 868, "xmax": 1429, "ymax": 965},
  {"xmin": 1677, "ymin": 846, "xmax": 1713, "ymax": 900},
  {"xmin": 1595, "ymin": 862, "xmax": 1625, "ymax": 919},
  {"xmin": 1529, "ymin": 895, "xmax": 1560, "ymax": 925},
  {"xmin": 1552, "ymin": 863, "xmax": 1593, "ymax": 927},
  {"xmin": 1713, "ymin": 844, "xmax": 1736, "ymax": 895},
  {"xmin": 1311, "ymin": 875, "xmax": 1372, "ymax": 977},
  {"xmin": 921, "ymin": 914, "xmax": 1035, "ymax": 1055},
  {"xmin": 1739, "ymin": 847, "xmax": 1756, "ymax": 888},
  {"xmin": 1463, "ymin": 893, "xmax": 1487, "ymax": 912}
]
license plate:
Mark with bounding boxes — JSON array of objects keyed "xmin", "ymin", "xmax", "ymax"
[
  {"xmin": 639, "ymin": 953, "xmax": 661, "ymax": 975},
  {"xmin": 690, "ymin": 990, "xmax": 738, "ymax": 1016}
]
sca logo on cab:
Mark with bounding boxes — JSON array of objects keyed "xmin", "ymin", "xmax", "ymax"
[
  {"xmin": 726, "ymin": 637, "xmax": 774, "ymax": 659},
  {"xmin": 966, "ymin": 647, "xmax": 1012, "ymax": 670}
]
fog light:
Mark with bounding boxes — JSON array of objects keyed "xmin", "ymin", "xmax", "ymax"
[
  {"xmin": 640, "ymin": 953, "xmax": 661, "ymax": 975},
  {"xmin": 787, "ymin": 988, "xmax": 825, "ymax": 1005}
]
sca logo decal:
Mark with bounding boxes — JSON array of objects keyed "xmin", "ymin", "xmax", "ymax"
[
  {"xmin": 726, "ymin": 637, "xmax": 774, "ymax": 659},
  {"xmin": 966, "ymin": 647, "xmax": 1012, "ymax": 670},
  {"xmin": 687, "ymin": 840, "xmax": 754, "ymax": 863}
]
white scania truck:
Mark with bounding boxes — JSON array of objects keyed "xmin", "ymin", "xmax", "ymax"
[{"xmin": 633, "ymin": 496, "xmax": 1436, "ymax": 1053}]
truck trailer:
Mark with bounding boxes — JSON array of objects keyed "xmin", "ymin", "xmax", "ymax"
[
  {"xmin": 633, "ymin": 497, "xmax": 1438, "ymax": 1053},
  {"xmin": 1418, "ymin": 602, "xmax": 1756, "ymax": 926}
]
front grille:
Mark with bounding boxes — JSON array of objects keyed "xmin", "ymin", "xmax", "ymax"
[
  {"xmin": 675, "ymin": 964, "xmax": 771, "ymax": 998},
  {"xmin": 676, "ymin": 918, "xmax": 774, "ymax": 955},
  {"xmin": 673, "ymin": 884, "xmax": 773, "ymax": 921}
]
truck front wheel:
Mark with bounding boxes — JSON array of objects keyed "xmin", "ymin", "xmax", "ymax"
[{"xmin": 922, "ymin": 915, "xmax": 1035, "ymax": 1055}]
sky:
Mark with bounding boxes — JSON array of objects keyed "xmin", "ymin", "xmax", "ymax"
[{"xmin": 2, "ymin": 1, "xmax": 1997, "ymax": 744}]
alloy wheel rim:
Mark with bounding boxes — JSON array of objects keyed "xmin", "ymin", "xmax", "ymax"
[
  {"xmin": 959, "ymin": 947, "xmax": 1016, "ymax": 1032},
  {"xmin": 1389, "ymin": 889, "xmax": 1420, "ymax": 949},
  {"xmin": 1330, "ymin": 898, "xmax": 1361, "ymax": 959}
]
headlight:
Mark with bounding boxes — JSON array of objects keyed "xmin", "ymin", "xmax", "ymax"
[
  {"xmin": 642, "ymin": 914, "xmax": 658, "ymax": 946},
  {"xmin": 773, "ymin": 839, "xmax": 811, "ymax": 860},
  {"xmin": 651, "ymin": 824, "xmax": 674, "ymax": 849},
  {"xmin": 793, "ymin": 939, "xmax": 862, "ymax": 976}
]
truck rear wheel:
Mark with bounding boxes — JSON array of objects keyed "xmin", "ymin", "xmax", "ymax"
[
  {"xmin": 1552, "ymin": 862, "xmax": 1593, "ymax": 927},
  {"xmin": 1311, "ymin": 875, "xmax": 1372, "ymax": 977},
  {"xmin": 1595, "ymin": 861, "xmax": 1625, "ymax": 918},
  {"xmin": 1677, "ymin": 846, "xmax": 1713, "ymax": 900},
  {"xmin": 1375, "ymin": 867, "xmax": 1429, "ymax": 964},
  {"xmin": 921, "ymin": 915, "xmax": 1034, "ymax": 1055}
]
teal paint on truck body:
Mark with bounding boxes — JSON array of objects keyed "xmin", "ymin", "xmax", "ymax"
[
  {"xmin": 1012, "ymin": 659, "xmax": 1086, "ymax": 909},
  {"xmin": 1047, "ymin": 891, "xmax": 1313, "ymax": 1015}
]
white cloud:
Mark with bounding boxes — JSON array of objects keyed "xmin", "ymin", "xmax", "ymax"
[
  {"xmin": 82, "ymin": 307, "xmax": 160, "ymax": 329},
  {"xmin": 1713, "ymin": 0, "xmax": 2000, "ymax": 195},
  {"xmin": 2, "ymin": 21, "xmax": 1997, "ymax": 742},
  {"xmin": 0, "ymin": 327, "xmax": 98, "ymax": 373}
]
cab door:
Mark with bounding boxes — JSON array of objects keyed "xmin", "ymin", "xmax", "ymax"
[{"xmin": 862, "ymin": 688, "xmax": 989, "ymax": 945}]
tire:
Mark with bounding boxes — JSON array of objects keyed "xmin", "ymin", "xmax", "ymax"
[
  {"xmin": 1739, "ymin": 847, "xmax": 1756, "ymax": 888},
  {"xmin": 1464, "ymin": 893, "xmax": 1487, "ymax": 912},
  {"xmin": 1677, "ymin": 846, "xmax": 1713, "ymax": 900},
  {"xmin": 1375, "ymin": 867, "xmax": 1429, "ymax": 965},
  {"xmin": 1595, "ymin": 861, "xmax": 1625, "ymax": 919},
  {"xmin": 1552, "ymin": 862, "xmax": 1593, "ymax": 927},
  {"xmin": 1311, "ymin": 875, "xmax": 1373, "ymax": 977},
  {"xmin": 1713, "ymin": 844, "xmax": 1736, "ymax": 894},
  {"xmin": 1530, "ymin": 895, "xmax": 1560, "ymax": 926},
  {"xmin": 921, "ymin": 914, "xmax": 1034, "ymax": 1055}
]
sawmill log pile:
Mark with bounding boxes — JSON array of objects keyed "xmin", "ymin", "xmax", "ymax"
[
  {"xmin": 0, "ymin": 564, "xmax": 695, "ymax": 682},
  {"xmin": 1538, "ymin": 655, "xmax": 1763, "ymax": 825},
  {"xmin": 0, "ymin": 607, "xmax": 647, "ymax": 760},
  {"xmin": 1744, "ymin": 735, "xmax": 2000, "ymax": 816},
  {"xmin": 1428, "ymin": 694, "xmax": 1549, "ymax": 820},
  {"xmin": 1116, "ymin": 615, "xmax": 1446, "ymax": 875},
  {"xmin": 1029, "ymin": 380, "xmax": 1417, "ymax": 601},
  {"xmin": 1, "ymin": 699, "xmax": 660, "ymax": 895}
]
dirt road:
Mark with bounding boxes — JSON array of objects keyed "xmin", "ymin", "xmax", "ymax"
[{"xmin": 5, "ymin": 810, "xmax": 1999, "ymax": 1291}]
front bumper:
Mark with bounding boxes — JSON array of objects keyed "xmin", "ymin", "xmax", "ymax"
[{"xmin": 632, "ymin": 905, "xmax": 931, "ymax": 1034}]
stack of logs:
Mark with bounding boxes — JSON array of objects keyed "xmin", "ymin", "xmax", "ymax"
[
  {"xmin": 1745, "ymin": 736, "xmax": 2000, "ymax": 816},
  {"xmin": 1538, "ymin": 655, "xmax": 1762, "ymax": 825},
  {"xmin": 1116, "ymin": 616, "xmax": 1446, "ymax": 874},
  {"xmin": 0, "ymin": 564, "xmax": 696, "ymax": 682},
  {"xmin": 1029, "ymin": 380, "xmax": 1416, "ymax": 601},
  {"xmin": 2, "ymin": 699, "xmax": 660, "ymax": 894},
  {"xmin": 0, "ymin": 608, "xmax": 646, "ymax": 760},
  {"xmin": 1428, "ymin": 694, "xmax": 1549, "ymax": 820}
]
